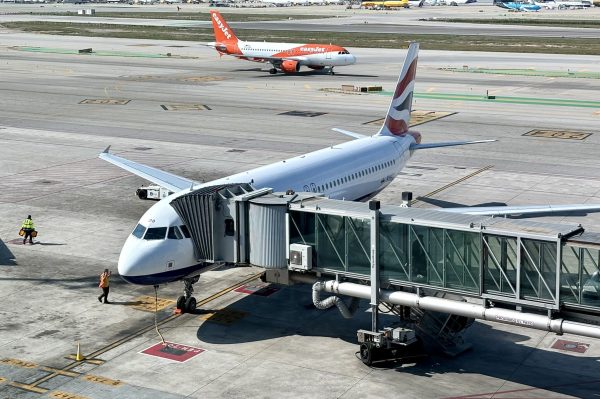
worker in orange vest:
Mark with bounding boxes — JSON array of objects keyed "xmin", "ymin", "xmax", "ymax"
[{"xmin": 98, "ymin": 269, "xmax": 111, "ymax": 304}]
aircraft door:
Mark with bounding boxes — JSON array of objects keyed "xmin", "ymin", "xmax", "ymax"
[{"xmin": 326, "ymin": 51, "xmax": 332, "ymax": 60}]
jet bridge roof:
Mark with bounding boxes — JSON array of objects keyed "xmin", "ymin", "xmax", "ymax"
[{"xmin": 286, "ymin": 196, "xmax": 585, "ymax": 241}]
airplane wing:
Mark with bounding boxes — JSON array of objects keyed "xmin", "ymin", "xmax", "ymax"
[
  {"xmin": 438, "ymin": 204, "xmax": 600, "ymax": 216},
  {"xmin": 410, "ymin": 139, "xmax": 496, "ymax": 150},
  {"xmin": 332, "ymin": 128, "xmax": 367, "ymax": 140},
  {"xmin": 98, "ymin": 147, "xmax": 197, "ymax": 192}
]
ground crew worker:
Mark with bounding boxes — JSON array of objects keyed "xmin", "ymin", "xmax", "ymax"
[
  {"xmin": 21, "ymin": 215, "xmax": 35, "ymax": 245},
  {"xmin": 98, "ymin": 269, "xmax": 111, "ymax": 304}
]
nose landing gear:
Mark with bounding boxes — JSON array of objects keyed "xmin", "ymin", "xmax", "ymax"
[{"xmin": 176, "ymin": 275, "xmax": 199, "ymax": 313}]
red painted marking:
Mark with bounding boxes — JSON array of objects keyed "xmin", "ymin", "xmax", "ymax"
[
  {"xmin": 140, "ymin": 341, "xmax": 204, "ymax": 363},
  {"xmin": 234, "ymin": 283, "xmax": 279, "ymax": 297},
  {"xmin": 551, "ymin": 339, "xmax": 590, "ymax": 353}
]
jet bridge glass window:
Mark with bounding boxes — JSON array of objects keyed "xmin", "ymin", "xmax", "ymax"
[
  {"xmin": 144, "ymin": 227, "xmax": 167, "ymax": 240},
  {"xmin": 132, "ymin": 224, "xmax": 146, "ymax": 239},
  {"xmin": 167, "ymin": 226, "xmax": 183, "ymax": 239}
]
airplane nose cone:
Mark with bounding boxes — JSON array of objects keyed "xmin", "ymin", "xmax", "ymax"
[
  {"xmin": 348, "ymin": 54, "xmax": 357, "ymax": 64},
  {"xmin": 117, "ymin": 236, "xmax": 157, "ymax": 285}
]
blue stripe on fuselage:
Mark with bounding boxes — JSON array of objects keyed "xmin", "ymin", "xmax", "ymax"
[{"xmin": 120, "ymin": 263, "xmax": 207, "ymax": 285}]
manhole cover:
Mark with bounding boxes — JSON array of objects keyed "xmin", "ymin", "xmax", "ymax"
[
  {"xmin": 280, "ymin": 111, "xmax": 327, "ymax": 117},
  {"xmin": 551, "ymin": 339, "xmax": 590, "ymax": 353},
  {"xmin": 523, "ymin": 129, "xmax": 592, "ymax": 140}
]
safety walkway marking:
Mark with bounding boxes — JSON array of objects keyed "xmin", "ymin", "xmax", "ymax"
[
  {"xmin": 7, "ymin": 271, "xmax": 264, "ymax": 396},
  {"xmin": 410, "ymin": 165, "xmax": 494, "ymax": 206},
  {"xmin": 377, "ymin": 91, "xmax": 600, "ymax": 109}
]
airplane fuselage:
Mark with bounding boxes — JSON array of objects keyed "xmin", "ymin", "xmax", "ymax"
[{"xmin": 118, "ymin": 133, "xmax": 415, "ymax": 285}]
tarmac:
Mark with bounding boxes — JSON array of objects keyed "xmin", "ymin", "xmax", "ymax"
[{"xmin": 1, "ymin": 15, "xmax": 600, "ymax": 398}]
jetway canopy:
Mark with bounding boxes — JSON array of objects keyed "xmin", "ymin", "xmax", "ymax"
[{"xmin": 287, "ymin": 197, "xmax": 599, "ymax": 313}]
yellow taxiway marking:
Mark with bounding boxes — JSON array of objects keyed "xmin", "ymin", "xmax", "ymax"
[
  {"xmin": 40, "ymin": 366, "xmax": 79, "ymax": 377},
  {"xmin": 9, "ymin": 382, "xmax": 48, "ymax": 393},
  {"xmin": 0, "ymin": 377, "xmax": 6, "ymax": 383},
  {"xmin": 49, "ymin": 391, "xmax": 89, "ymax": 399},
  {"xmin": 82, "ymin": 374, "xmax": 123, "ymax": 387},
  {"xmin": 523, "ymin": 129, "xmax": 591, "ymax": 141},
  {"xmin": 364, "ymin": 110, "xmax": 455, "ymax": 128},
  {"xmin": 198, "ymin": 308, "xmax": 247, "ymax": 325},
  {"xmin": 0, "ymin": 358, "xmax": 37, "ymax": 368},
  {"xmin": 129, "ymin": 295, "xmax": 175, "ymax": 312}
]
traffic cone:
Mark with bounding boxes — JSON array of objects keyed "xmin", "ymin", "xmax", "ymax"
[{"xmin": 75, "ymin": 342, "xmax": 84, "ymax": 361}]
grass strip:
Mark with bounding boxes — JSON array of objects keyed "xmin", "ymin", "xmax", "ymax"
[
  {"xmin": 23, "ymin": 11, "xmax": 332, "ymax": 22},
  {"xmin": 3, "ymin": 21, "xmax": 600, "ymax": 55},
  {"xmin": 420, "ymin": 18, "xmax": 600, "ymax": 29}
]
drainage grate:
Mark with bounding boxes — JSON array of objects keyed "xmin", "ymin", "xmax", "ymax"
[
  {"xmin": 551, "ymin": 339, "xmax": 590, "ymax": 353},
  {"xmin": 80, "ymin": 99, "xmax": 130, "ymax": 105},
  {"xmin": 279, "ymin": 110, "xmax": 327, "ymax": 117},
  {"xmin": 161, "ymin": 104, "xmax": 211, "ymax": 111},
  {"xmin": 523, "ymin": 129, "xmax": 592, "ymax": 140}
]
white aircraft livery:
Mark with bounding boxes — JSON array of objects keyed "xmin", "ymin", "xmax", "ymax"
[
  {"xmin": 205, "ymin": 10, "xmax": 356, "ymax": 75},
  {"xmin": 99, "ymin": 42, "xmax": 600, "ymax": 300}
]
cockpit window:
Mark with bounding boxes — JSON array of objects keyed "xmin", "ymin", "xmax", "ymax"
[
  {"xmin": 180, "ymin": 225, "xmax": 191, "ymax": 238},
  {"xmin": 144, "ymin": 227, "xmax": 167, "ymax": 240},
  {"xmin": 168, "ymin": 226, "xmax": 183, "ymax": 240},
  {"xmin": 132, "ymin": 224, "xmax": 146, "ymax": 239}
]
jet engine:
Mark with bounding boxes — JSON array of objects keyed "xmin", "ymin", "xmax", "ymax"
[{"xmin": 281, "ymin": 60, "xmax": 300, "ymax": 74}]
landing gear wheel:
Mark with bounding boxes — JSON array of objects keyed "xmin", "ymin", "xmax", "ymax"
[
  {"xmin": 269, "ymin": 68, "xmax": 277, "ymax": 74},
  {"xmin": 185, "ymin": 297, "xmax": 197, "ymax": 313},
  {"xmin": 359, "ymin": 343, "xmax": 373, "ymax": 366},
  {"xmin": 176, "ymin": 295, "xmax": 186, "ymax": 311}
]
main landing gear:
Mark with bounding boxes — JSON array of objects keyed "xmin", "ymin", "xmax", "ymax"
[
  {"xmin": 329, "ymin": 67, "xmax": 335, "ymax": 75},
  {"xmin": 176, "ymin": 275, "xmax": 199, "ymax": 313},
  {"xmin": 269, "ymin": 67, "xmax": 277, "ymax": 75}
]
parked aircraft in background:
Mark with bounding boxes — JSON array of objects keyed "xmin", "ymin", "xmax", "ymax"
[
  {"xmin": 495, "ymin": 0, "xmax": 541, "ymax": 10},
  {"xmin": 205, "ymin": 10, "xmax": 356, "ymax": 75}
]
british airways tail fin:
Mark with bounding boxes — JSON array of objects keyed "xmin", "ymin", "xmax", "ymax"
[
  {"xmin": 210, "ymin": 10, "xmax": 239, "ymax": 43},
  {"xmin": 377, "ymin": 42, "xmax": 419, "ymax": 137}
]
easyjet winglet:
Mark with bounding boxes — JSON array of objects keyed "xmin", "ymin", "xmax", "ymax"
[{"xmin": 206, "ymin": 10, "xmax": 356, "ymax": 75}]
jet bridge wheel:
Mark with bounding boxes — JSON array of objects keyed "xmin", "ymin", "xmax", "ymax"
[{"xmin": 359, "ymin": 343, "xmax": 374, "ymax": 366}]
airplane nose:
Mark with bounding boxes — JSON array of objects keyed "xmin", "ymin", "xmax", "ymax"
[
  {"xmin": 117, "ymin": 236, "xmax": 157, "ymax": 284},
  {"xmin": 348, "ymin": 54, "xmax": 357, "ymax": 64}
]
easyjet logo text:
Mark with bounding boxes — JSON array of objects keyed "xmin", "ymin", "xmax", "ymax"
[
  {"xmin": 213, "ymin": 14, "xmax": 232, "ymax": 40},
  {"xmin": 300, "ymin": 47, "xmax": 326, "ymax": 53}
]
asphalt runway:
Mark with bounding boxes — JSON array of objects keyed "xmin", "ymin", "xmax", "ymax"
[{"xmin": 1, "ymin": 29, "xmax": 600, "ymax": 398}]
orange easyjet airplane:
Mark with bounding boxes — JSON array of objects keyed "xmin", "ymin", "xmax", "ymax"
[{"xmin": 206, "ymin": 10, "xmax": 356, "ymax": 75}]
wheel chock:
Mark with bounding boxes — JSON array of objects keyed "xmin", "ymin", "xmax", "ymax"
[{"xmin": 174, "ymin": 308, "xmax": 183, "ymax": 314}]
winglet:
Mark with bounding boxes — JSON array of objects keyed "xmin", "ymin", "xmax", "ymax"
[{"xmin": 102, "ymin": 145, "xmax": 111, "ymax": 154}]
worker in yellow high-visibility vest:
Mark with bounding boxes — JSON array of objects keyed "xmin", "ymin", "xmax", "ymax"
[
  {"xmin": 21, "ymin": 215, "xmax": 35, "ymax": 245},
  {"xmin": 98, "ymin": 269, "xmax": 112, "ymax": 304}
]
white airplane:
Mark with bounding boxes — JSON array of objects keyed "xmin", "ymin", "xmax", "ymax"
[
  {"xmin": 99, "ymin": 43, "xmax": 600, "ymax": 311},
  {"xmin": 205, "ymin": 10, "xmax": 356, "ymax": 75}
]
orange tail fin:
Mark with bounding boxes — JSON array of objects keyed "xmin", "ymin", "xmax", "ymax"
[{"xmin": 210, "ymin": 10, "xmax": 238, "ymax": 43}]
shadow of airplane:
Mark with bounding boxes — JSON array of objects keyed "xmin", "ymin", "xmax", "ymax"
[
  {"xmin": 0, "ymin": 239, "xmax": 17, "ymax": 266},
  {"xmin": 196, "ymin": 283, "xmax": 600, "ymax": 398}
]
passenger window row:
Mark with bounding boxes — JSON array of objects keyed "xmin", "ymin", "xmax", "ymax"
[{"xmin": 315, "ymin": 159, "xmax": 396, "ymax": 193}]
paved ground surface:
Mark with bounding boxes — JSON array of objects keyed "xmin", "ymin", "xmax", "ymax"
[{"xmin": 1, "ymin": 25, "xmax": 600, "ymax": 399}]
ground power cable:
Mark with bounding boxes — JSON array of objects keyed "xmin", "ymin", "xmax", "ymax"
[{"xmin": 154, "ymin": 285, "xmax": 166, "ymax": 345}]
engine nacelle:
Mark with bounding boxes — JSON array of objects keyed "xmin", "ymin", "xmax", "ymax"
[{"xmin": 281, "ymin": 60, "xmax": 300, "ymax": 74}]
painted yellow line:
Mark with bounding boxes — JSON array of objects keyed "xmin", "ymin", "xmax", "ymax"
[
  {"xmin": 49, "ymin": 391, "xmax": 89, "ymax": 399},
  {"xmin": 410, "ymin": 165, "xmax": 494, "ymax": 206},
  {"xmin": 82, "ymin": 374, "xmax": 122, "ymax": 387},
  {"xmin": 9, "ymin": 382, "xmax": 48, "ymax": 394},
  {"xmin": 40, "ymin": 367, "xmax": 79, "ymax": 377},
  {"xmin": 0, "ymin": 358, "xmax": 36, "ymax": 368}
]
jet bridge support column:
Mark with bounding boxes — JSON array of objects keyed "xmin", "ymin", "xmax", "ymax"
[{"xmin": 369, "ymin": 200, "xmax": 380, "ymax": 332}]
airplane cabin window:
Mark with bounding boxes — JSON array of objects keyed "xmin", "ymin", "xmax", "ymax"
[
  {"xmin": 144, "ymin": 227, "xmax": 167, "ymax": 240},
  {"xmin": 132, "ymin": 224, "xmax": 146, "ymax": 239},
  {"xmin": 180, "ymin": 225, "xmax": 191, "ymax": 238},
  {"xmin": 167, "ymin": 226, "xmax": 183, "ymax": 240}
]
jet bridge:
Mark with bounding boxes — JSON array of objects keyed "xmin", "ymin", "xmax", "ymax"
[{"xmin": 170, "ymin": 186, "xmax": 600, "ymax": 356}]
